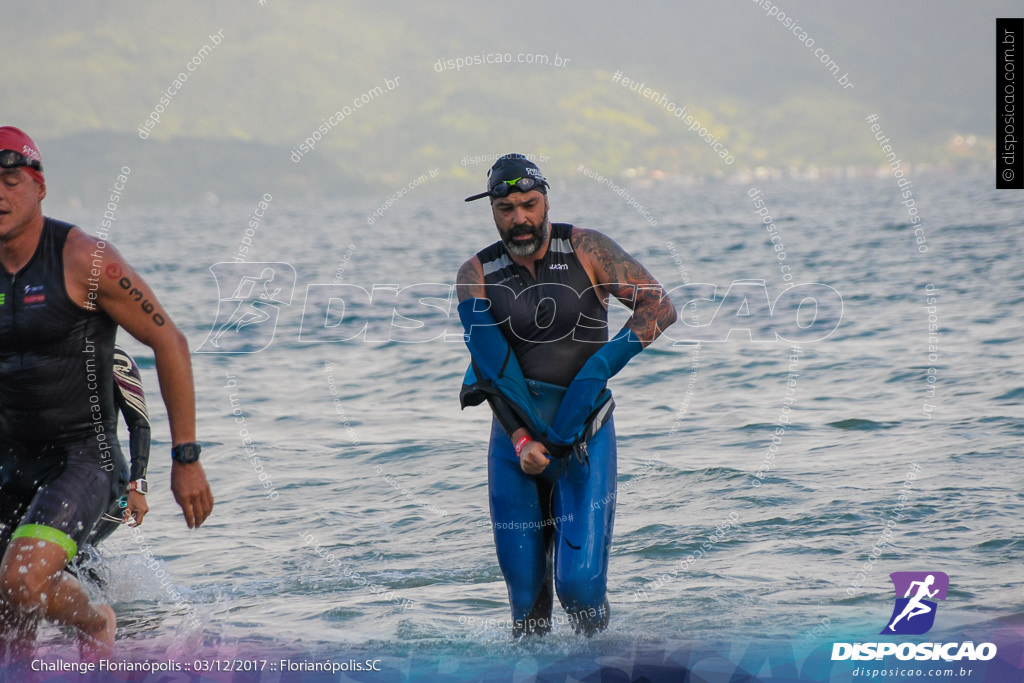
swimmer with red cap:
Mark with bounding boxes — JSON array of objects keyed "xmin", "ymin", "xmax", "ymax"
[{"xmin": 0, "ymin": 126, "xmax": 214, "ymax": 661}]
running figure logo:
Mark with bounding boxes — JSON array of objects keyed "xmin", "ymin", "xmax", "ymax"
[
  {"xmin": 196, "ymin": 263, "xmax": 296, "ymax": 353},
  {"xmin": 881, "ymin": 571, "xmax": 949, "ymax": 635}
]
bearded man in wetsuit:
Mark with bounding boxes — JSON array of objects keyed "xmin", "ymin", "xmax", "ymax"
[
  {"xmin": 456, "ymin": 154, "xmax": 676, "ymax": 636},
  {"xmin": 0, "ymin": 127, "xmax": 214, "ymax": 659}
]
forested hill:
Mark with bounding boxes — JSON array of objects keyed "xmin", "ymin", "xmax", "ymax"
[{"xmin": 6, "ymin": 1, "xmax": 997, "ymax": 204}]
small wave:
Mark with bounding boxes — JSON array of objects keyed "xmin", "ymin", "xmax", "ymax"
[
  {"xmin": 826, "ymin": 419, "xmax": 899, "ymax": 431},
  {"xmin": 994, "ymin": 387, "xmax": 1024, "ymax": 401}
]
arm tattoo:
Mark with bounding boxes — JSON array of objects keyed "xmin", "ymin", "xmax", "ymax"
[
  {"xmin": 114, "ymin": 273, "xmax": 166, "ymax": 326},
  {"xmin": 456, "ymin": 258, "xmax": 485, "ymax": 302},
  {"xmin": 574, "ymin": 229, "xmax": 677, "ymax": 345}
]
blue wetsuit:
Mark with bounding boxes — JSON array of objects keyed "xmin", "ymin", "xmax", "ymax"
[{"xmin": 463, "ymin": 224, "xmax": 615, "ymax": 635}]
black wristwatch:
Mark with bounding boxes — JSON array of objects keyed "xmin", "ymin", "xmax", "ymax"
[{"xmin": 171, "ymin": 442, "xmax": 202, "ymax": 464}]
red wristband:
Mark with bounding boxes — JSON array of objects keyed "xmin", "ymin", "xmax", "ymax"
[{"xmin": 514, "ymin": 436, "xmax": 530, "ymax": 458}]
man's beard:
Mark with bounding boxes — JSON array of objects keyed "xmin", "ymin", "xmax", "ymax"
[{"xmin": 500, "ymin": 211, "xmax": 550, "ymax": 257}]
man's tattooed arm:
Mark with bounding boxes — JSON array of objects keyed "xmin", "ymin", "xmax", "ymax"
[
  {"xmin": 456, "ymin": 256, "xmax": 486, "ymax": 302},
  {"xmin": 573, "ymin": 227, "xmax": 677, "ymax": 345}
]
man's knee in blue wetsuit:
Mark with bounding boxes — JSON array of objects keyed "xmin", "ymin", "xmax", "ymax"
[{"xmin": 549, "ymin": 414, "xmax": 617, "ymax": 634}]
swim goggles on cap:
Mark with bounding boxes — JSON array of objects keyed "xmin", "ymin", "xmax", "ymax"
[
  {"xmin": 0, "ymin": 150, "xmax": 43, "ymax": 172},
  {"xmin": 489, "ymin": 176, "xmax": 548, "ymax": 198}
]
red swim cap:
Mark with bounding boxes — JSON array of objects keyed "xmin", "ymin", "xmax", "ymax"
[{"xmin": 0, "ymin": 126, "xmax": 45, "ymax": 185}]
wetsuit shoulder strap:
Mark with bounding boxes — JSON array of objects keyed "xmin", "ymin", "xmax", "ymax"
[
  {"xmin": 476, "ymin": 241, "xmax": 515, "ymax": 285},
  {"xmin": 42, "ymin": 219, "xmax": 74, "ymax": 242},
  {"xmin": 41, "ymin": 217, "xmax": 77, "ymax": 258}
]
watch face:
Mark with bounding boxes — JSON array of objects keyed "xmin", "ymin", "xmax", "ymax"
[{"xmin": 173, "ymin": 442, "xmax": 202, "ymax": 463}]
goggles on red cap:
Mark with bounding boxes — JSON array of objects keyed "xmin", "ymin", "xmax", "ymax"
[
  {"xmin": 0, "ymin": 149, "xmax": 43, "ymax": 173},
  {"xmin": 0, "ymin": 126, "xmax": 45, "ymax": 185}
]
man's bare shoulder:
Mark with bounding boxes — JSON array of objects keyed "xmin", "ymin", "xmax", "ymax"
[
  {"xmin": 570, "ymin": 226, "xmax": 619, "ymax": 251},
  {"xmin": 64, "ymin": 225, "xmax": 114, "ymax": 269},
  {"xmin": 570, "ymin": 225, "xmax": 592, "ymax": 243},
  {"xmin": 570, "ymin": 226, "xmax": 631, "ymax": 282},
  {"xmin": 456, "ymin": 255, "xmax": 484, "ymax": 302}
]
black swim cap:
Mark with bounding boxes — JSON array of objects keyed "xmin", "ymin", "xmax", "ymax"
[{"xmin": 464, "ymin": 153, "xmax": 549, "ymax": 202}]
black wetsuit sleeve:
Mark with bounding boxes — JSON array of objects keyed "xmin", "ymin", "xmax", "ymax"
[
  {"xmin": 485, "ymin": 395, "xmax": 528, "ymax": 440},
  {"xmin": 459, "ymin": 356, "xmax": 528, "ymax": 439},
  {"xmin": 112, "ymin": 347, "xmax": 151, "ymax": 482}
]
